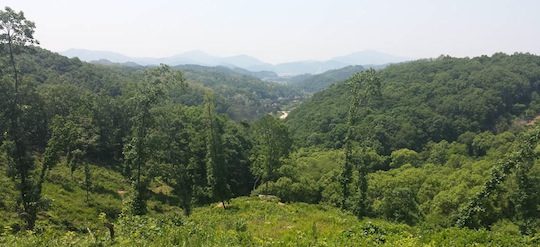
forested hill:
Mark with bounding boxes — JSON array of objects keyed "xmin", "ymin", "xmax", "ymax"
[
  {"xmin": 1, "ymin": 47, "xmax": 137, "ymax": 94},
  {"xmin": 286, "ymin": 65, "xmax": 365, "ymax": 93},
  {"xmin": 4, "ymin": 47, "xmax": 299, "ymax": 121},
  {"xmin": 286, "ymin": 53, "xmax": 540, "ymax": 153},
  {"xmin": 174, "ymin": 64, "xmax": 300, "ymax": 120}
]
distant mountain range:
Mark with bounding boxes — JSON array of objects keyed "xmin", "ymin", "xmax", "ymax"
[{"xmin": 61, "ymin": 49, "xmax": 411, "ymax": 75}]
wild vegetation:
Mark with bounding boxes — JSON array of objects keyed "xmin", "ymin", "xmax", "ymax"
[
  {"xmin": 1, "ymin": 6, "xmax": 540, "ymax": 246},
  {"xmin": 287, "ymin": 53, "xmax": 540, "ymax": 153}
]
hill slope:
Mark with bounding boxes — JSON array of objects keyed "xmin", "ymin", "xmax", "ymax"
[
  {"xmin": 174, "ymin": 64, "xmax": 301, "ymax": 120},
  {"xmin": 0, "ymin": 161, "xmax": 179, "ymax": 232},
  {"xmin": 287, "ymin": 65, "xmax": 366, "ymax": 93},
  {"xmin": 10, "ymin": 48, "xmax": 298, "ymax": 121},
  {"xmin": 1, "ymin": 197, "xmax": 533, "ymax": 246},
  {"xmin": 287, "ymin": 53, "xmax": 540, "ymax": 152}
]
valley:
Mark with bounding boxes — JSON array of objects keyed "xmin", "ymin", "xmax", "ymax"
[{"xmin": 1, "ymin": 3, "xmax": 540, "ymax": 246}]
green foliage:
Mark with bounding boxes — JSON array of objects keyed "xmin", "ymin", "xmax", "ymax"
[
  {"xmin": 1, "ymin": 197, "xmax": 536, "ymax": 246},
  {"xmin": 0, "ymin": 7, "xmax": 38, "ymax": 47},
  {"xmin": 287, "ymin": 65, "xmax": 365, "ymax": 93},
  {"xmin": 122, "ymin": 64, "xmax": 186, "ymax": 215},
  {"xmin": 1, "ymin": 6, "xmax": 43, "ymax": 230},
  {"xmin": 379, "ymin": 187, "xmax": 420, "ymax": 224},
  {"xmin": 340, "ymin": 69, "xmax": 382, "ymax": 217},
  {"xmin": 254, "ymin": 177, "xmax": 320, "ymax": 203},
  {"xmin": 287, "ymin": 53, "xmax": 540, "ymax": 153},
  {"xmin": 43, "ymin": 114, "xmax": 99, "ymax": 205},
  {"xmin": 148, "ymin": 104, "xmax": 196, "ymax": 215},
  {"xmin": 251, "ymin": 148, "xmax": 342, "ymax": 204},
  {"xmin": 250, "ymin": 115, "xmax": 292, "ymax": 189},
  {"xmin": 389, "ymin": 149, "xmax": 420, "ymax": 168},
  {"xmin": 204, "ymin": 92, "xmax": 232, "ymax": 207},
  {"xmin": 221, "ymin": 121, "xmax": 254, "ymax": 197},
  {"xmin": 457, "ymin": 125, "xmax": 540, "ymax": 231}
]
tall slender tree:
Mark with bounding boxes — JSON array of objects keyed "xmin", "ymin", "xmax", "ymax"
[
  {"xmin": 123, "ymin": 64, "xmax": 184, "ymax": 215},
  {"xmin": 150, "ymin": 105, "xmax": 195, "ymax": 216},
  {"xmin": 339, "ymin": 69, "xmax": 381, "ymax": 217},
  {"xmin": 0, "ymin": 7, "xmax": 42, "ymax": 230},
  {"xmin": 204, "ymin": 92, "xmax": 231, "ymax": 208}
]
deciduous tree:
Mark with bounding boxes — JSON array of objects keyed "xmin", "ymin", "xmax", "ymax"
[
  {"xmin": 123, "ymin": 64, "xmax": 184, "ymax": 215},
  {"xmin": 0, "ymin": 6, "xmax": 41, "ymax": 229},
  {"xmin": 250, "ymin": 115, "xmax": 291, "ymax": 192}
]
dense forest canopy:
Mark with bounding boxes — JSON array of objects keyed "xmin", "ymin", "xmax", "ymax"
[
  {"xmin": 287, "ymin": 53, "xmax": 540, "ymax": 153},
  {"xmin": 1, "ymin": 6, "xmax": 540, "ymax": 246}
]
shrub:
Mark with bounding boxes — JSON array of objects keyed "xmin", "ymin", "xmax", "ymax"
[{"xmin": 379, "ymin": 187, "xmax": 420, "ymax": 224}]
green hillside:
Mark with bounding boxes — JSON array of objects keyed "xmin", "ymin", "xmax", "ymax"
[
  {"xmin": 3, "ymin": 47, "xmax": 299, "ymax": 122},
  {"xmin": 175, "ymin": 64, "xmax": 300, "ymax": 120},
  {"xmin": 2, "ymin": 197, "xmax": 535, "ymax": 246},
  {"xmin": 287, "ymin": 53, "xmax": 540, "ymax": 153},
  {"xmin": 0, "ymin": 162, "xmax": 180, "ymax": 232}
]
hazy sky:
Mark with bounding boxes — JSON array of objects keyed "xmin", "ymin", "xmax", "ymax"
[{"xmin": 2, "ymin": 0, "xmax": 539, "ymax": 63}]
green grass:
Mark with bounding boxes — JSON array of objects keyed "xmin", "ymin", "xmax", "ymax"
[
  {"xmin": 0, "ymin": 164, "xmax": 18, "ymax": 228},
  {"xmin": 0, "ymin": 162, "xmax": 179, "ymax": 232},
  {"xmin": 2, "ymin": 196, "xmax": 538, "ymax": 246},
  {"xmin": 38, "ymin": 164, "xmax": 127, "ymax": 231}
]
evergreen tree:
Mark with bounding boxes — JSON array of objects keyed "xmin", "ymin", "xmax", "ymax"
[
  {"xmin": 340, "ymin": 69, "xmax": 381, "ymax": 216},
  {"xmin": 204, "ymin": 92, "xmax": 231, "ymax": 208}
]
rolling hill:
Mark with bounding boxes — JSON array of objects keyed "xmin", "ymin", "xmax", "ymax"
[
  {"xmin": 286, "ymin": 53, "xmax": 540, "ymax": 153},
  {"xmin": 286, "ymin": 65, "xmax": 366, "ymax": 93},
  {"xmin": 26, "ymin": 48, "xmax": 298, "ymax": 121}
]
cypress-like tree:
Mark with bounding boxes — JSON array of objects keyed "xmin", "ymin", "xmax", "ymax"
[
  {"xmin": 204, "ymin": 92, "xmax": 231, "ymax": 208},
  {"xmin": 340, "ymin": 69, "xmax": 381, "ymax": 217}
]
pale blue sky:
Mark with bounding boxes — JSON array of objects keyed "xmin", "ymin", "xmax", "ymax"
[{"xmin": 3, "ymin": 0, "xmax": 539, "ymax": 63}]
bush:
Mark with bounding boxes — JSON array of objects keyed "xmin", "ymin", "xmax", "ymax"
[
  {"xmin": 379, "ymin": 187, "xmax": 420, "ymax": 224},
  {"xmin": 254, "ymin": 177, "xmax": 320, "ymax": 203}
]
